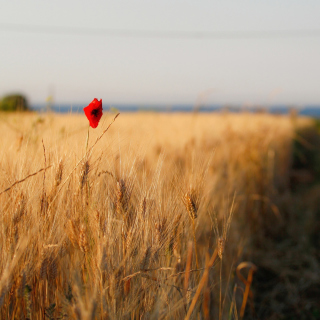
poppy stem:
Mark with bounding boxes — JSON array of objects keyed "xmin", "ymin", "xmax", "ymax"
[
  {"xmin": 85, "ymin": 125, "xmax": 90, "ymax": 154},
  {"xmin": 84, "ymin": 125, "xmax": 91, "ymax": 205}
]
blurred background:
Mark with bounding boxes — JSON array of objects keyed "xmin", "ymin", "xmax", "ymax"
[{"xmin": 0, "ymin": 0, "xmax": 320, "ymax": 112}]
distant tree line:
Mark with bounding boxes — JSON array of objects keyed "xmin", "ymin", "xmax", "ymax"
[{"xmin": 0, "ymin": 94, "xmax": 30, "ymax": 111}]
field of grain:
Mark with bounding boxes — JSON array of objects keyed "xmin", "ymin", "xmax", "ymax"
[{"xmin": 0, "ymin": 111, "xmax": 319, "ymax": 319}]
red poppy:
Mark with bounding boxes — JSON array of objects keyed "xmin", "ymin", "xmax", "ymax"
[{"xmin": 84, "ymin": 98, "xmax": 103, "ymax": 128}]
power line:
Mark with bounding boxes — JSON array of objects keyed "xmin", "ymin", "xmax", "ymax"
[{"xmin": 1, "ymin": 23, "xmax": 320, "ymax": 39}]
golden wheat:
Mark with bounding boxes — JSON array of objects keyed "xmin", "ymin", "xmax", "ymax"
[{"xmin": 0, "ymin": 111, "xmax": 312, "ymax": 319}]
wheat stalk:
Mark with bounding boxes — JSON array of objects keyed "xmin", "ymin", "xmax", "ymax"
[{"xmin": 183, "ymin": 192, "xmax": 199, "ymax": 270}]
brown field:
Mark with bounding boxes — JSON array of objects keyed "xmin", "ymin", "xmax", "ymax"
[{"xmin": 0, "ymin": 112, "xmax": 319, "ymax": 319}]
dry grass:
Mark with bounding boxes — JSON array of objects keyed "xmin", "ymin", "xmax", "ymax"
[{"xmin": 0, "ymin": 111, "xmax": 317, "ymax": 319}]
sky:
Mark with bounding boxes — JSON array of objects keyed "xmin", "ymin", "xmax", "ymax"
[{"xmin": 0, "ymin": 1, "xmax": 320, "ymax": 106}]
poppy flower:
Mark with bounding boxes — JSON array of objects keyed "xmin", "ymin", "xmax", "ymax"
[{"xmin": 84, "ymin": 98, "xmax": 103, "ymax": 128}]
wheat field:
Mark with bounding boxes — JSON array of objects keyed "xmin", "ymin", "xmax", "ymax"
[{"xmin": 0, "ymin": 111, "xmax": 318, "ymax": 319}]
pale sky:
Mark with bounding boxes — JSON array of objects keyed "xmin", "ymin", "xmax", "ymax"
[{"xmin": 1, "ymin": 1, "xmax": 320, "ymax": 106}]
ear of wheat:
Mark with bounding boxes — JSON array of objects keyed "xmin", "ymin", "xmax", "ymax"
[
  {"xmin": 140, "ymin": 246, "xmax": 152, "ymax": 271},
  {"xmin": 183, "ymin": 192, "xmax": 198, "ymax": 220},
  {"xmin": 218, "ymin": 237, "xmax": 225, "ymax": 260},
  {"xmin": 79, "ymin": 224, "xmax": 89, "ymax": 253},
  {"xmin": 116, "ymin": 179, "xmax": 127, "ymax": 217},
  {"xmin": 79, "ymin": 160, "xmax": 90, "ymax": 190}
]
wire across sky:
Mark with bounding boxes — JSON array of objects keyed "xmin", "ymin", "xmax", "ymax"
[{"xmin": 1, "ymin": 23, "xmax": 320, "ymax": 39}]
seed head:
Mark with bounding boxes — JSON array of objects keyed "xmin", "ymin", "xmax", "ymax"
[
  {"xmin": 79, "ymin": 224, "xmax": 89, "ymax": 253},
  {"xmin": 218, "ymin": 237, "xmax": 225, "ymax": 259},
  {"xmin": 184, "ymin": 192, "xmax": 198, "ymax": 220}
]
